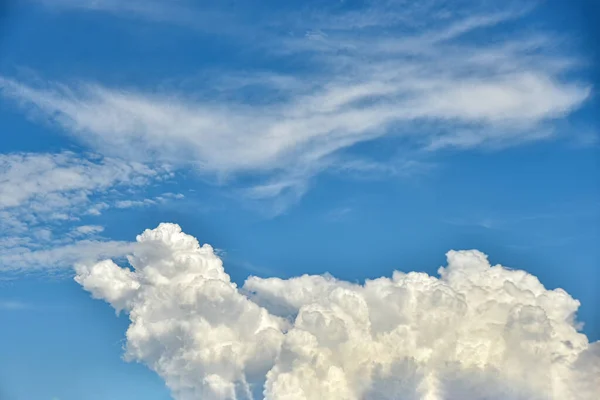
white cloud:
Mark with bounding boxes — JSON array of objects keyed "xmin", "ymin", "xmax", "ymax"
[
  {"xmin": 0, "ymin": 300, "xmax": 30, "ymax": 310},
  {"xmin": 76, "ymin": 223, "xmax": 600, "ymax": 400},
  {"xmin": 0, "ymin": 6, "xmax": 590, "ymax": 212},
  {"xmin": 1, "ymin": 239, "xmax": 135, "ymax": 272},
  {"xmin": 30, "ymin": 0, "xmax": 252, "ymax": 38},
  {"xmin": 325, "ymin": 206, "xmax": 353, "ymax": 222},
  {"xmin": 32, "ymin": 0, "xmax": 193, "ymax": 23},
  {"xmin": 159, "ymin": 192, "xmax": 185, "ymax": 200},
  {"xmin": 331, "ymin": 157, "xmax": 434, "ymax": 180},
  {"xmin": 115, "ymin": 199, "xmax": 156, "ymax": 209},
  {"xmin": 0, "ymin": 151, "xmax": 161, "ymax": 213},
  {"xmin": 0, "ymin": 151, "xmax": 166, "ymax": 237},
  {"xmin": 72, "ymin": 225, "xmax": 105, "ymax": 236},
  {"xmin": 115, "ymin": 193, "xmax": 186, "ymax": 209},
  {"xmin": 87, "ymin": 202, "xmax": 109, "ymax": 216},
  {"xmin": 76, "ymin": 224, "xmax": 287, "ymax": 399},
  {"xmin": 0, "ymin": 152, "xmax": 178, "ymax": 271}
]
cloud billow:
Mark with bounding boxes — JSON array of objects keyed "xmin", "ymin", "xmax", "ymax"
[{"xmin": 75, "ymin": 223, "xmax": 600, "ymax": 400}]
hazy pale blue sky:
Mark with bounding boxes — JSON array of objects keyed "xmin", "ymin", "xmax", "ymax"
[{"xmin": 0, "ymin": 1, "xmax": 599, "ymax": 399}]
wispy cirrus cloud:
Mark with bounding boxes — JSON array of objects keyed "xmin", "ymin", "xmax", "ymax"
[
  {"xmin": 0, "ymin": 151, "xmax": 163, "ymax": 211},
  {"xmin": 0, "ymin": 151, "xmax": 183, "ymax": 272},
  {"xmin": 0, "ymin": 4, "xmax": 591, "ymax": 213},
  {"xmin": 0, "ymin": 239, "xmax": 137, "ymax": 273},
  {"xmin": 0, "ymin": 300, "xmax": 30, "ymax": 310},
  {"xmin": 31, "ymin": 0, "xmax": 194, "ymax": 23},
  {"xmin": 444, "ymin": 205, "xmax": 600, "ymax": 231},
  {"xmin": 29, "ymin": 0, "xmax": 250, "ymax": 37},
  {"xmin": 0, "ymin": 151, "xmax": 172, "ymax": 232}
]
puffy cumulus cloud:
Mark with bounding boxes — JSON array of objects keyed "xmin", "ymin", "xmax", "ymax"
[
  {"xmin": 76, "ymin": 224, "xmax": 600, "ymax": 400},
  {"xmin": 75, "ymin": 223, "xmax": 288, "ymax": 399},
  {"xmin": 250, "ymin": 253, "xmax": 597, "ymax": 400}
]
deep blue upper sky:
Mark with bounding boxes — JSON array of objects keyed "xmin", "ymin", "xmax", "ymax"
[{"xmin": 0, "ymin": 1, "xmax": 598, "ymax": 400}]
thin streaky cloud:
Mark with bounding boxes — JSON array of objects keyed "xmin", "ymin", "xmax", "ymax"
[
  {"xmin": 0, "ymin": 6, "xmax": 592, "ymax": 214},
  {"xmin": 33, "ymin": 0, "xmax": 195, "ymax": 24},
  {"xmin": 0, "ymin": 239, "xmax": 137, "ymax": 273},
  {"xmin": 0, "ymin": 300, "xmax": 30, "ymax": 310},
  {"xmin": 30, "ymin": 0, "xmax": 259, "ymax": 39}
]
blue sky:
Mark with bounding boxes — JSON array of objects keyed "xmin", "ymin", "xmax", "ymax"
[{"xmin": 0, "ymin": 1, "xmax": 599, "ymax": 400}]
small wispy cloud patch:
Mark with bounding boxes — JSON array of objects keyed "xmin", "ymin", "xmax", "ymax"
[
  {"xmin": 114, "ymin": 199, "xmax": 156, "ymax": 209},
  {"xmin": 0, "ymin": 151, "xmax": 165, "ymax": 212},
  {"xmin": 30, "ymin": 0, "xmax": 253, "ymax": 38},
  {"xmin": 32, "ymin": 0, "xmax": 193, "ymax": 24},
  {"xmin": 71, "ymin": 225, "xmax": 104, "ymax": 236},
  {"xmin": 113, "ymin": 193, "xmax": 184, "ymax": 209},
  {"xmin": 331, "ymin": 157, "xmax": 435, "ymax": 181},
  {"xmin": 0, "ymin": 152, "xmax": 182, "ymax": 272},
  {"xmin": 0, "ymin": 300, "xmax": 30, "ymax": 310},
  {"xmin": 1, "ymin": 239, "xmax": 137, "ymax": 273},
  {"xmin": 325, "ymin": 206, "xmax": 354, "ymax": 222}
]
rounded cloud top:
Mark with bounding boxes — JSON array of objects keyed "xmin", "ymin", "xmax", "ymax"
[{"xmin": 75, "ymin": 223, "xmax": 600, "ymax": 400}]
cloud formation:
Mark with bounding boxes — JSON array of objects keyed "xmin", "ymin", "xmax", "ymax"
[
  {"xmin": 0, "ymin": 151, "xmax": 161, "ymax": 212},
  {"xmin": 1, "ymin": 239, "xmax": 136, "ymax": 273},
  {"xmin": 76, "ymin": 223, "xmax": 600, "ymax": 400},
  {"xmin": 0, "ymin": 152, "xmax": 178, "ymax": 271},
  {"xmin": 31, "ymin": 0, "xmax": 195, "ymax": 23},
  {"xmin": 0, "ymin": 300, "xmax": 30, "ymax": 310},
  {"xmin": 0, "ymin": 5, "xmax": 591, "ymax": 209}
]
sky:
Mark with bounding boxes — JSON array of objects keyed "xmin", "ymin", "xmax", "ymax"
[{"xmin": 0, "ymin": 1, "xmax": 599, "ymax": 400}]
